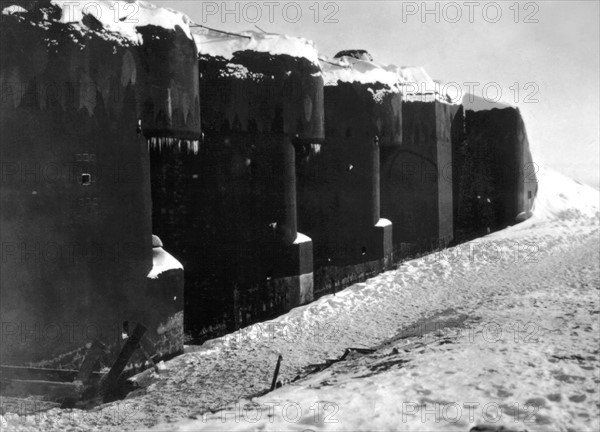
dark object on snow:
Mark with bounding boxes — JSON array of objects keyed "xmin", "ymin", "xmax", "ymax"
[
  {"xmin": 303, "ymin": 347, "xmax": 376, "ymax": 376},
  {"xmin": 270, "ymin": 354, "xmax": 283, "ymax": 391},
  {"xmin": 100, "ymin": 323, "xmax": 147, "ymax": 402},
  {"xmin": 470, "ymin": 425, "xmax": 528, "ymax": 432},
  {"xmin": 334, "ymin": 49, "xmax": 374, "ymax": 61}
]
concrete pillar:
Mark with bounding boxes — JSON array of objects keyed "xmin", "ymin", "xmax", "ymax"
[
  {"xmin": 370, "ymin": 135, "xmax": 393, "ymax": 269},
  {"xmin": 274, "ymin": 136, "xmax": 313, "ymax": 307},
  {"xmin": 281, "ymin": 136, "xmax": 298, "ymax": 245},
  {"xmin": 370, "ymin": 135, "xmax": 381, "ymax": 226}
]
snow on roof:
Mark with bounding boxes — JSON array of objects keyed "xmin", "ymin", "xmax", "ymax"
[
  {"xmin": 50, "ymin": 1, "xmax": 193, "ymax": 44},
  {"xmin": 399, "ymin": 67, "xmax": 457, "ymax": 104},
  {"xmin": 334, "ymin": 49, "xmax": 374, "ymax": 61},
  {"xmin": 375, "ymin": 218, "xmax": 392, "ymax": 227},
  {"xmin": 147, "ymin": 246, "xmax": 183, "ymax": 279},
  {"xmin": 2, "ymin": 4, "xmax": 28, "ymax": 15},
  {"xmin": 321, "ymin": 57, "xmax": 457, "ymax": 104},
  {"xmin": 320, "ymin": 55, "xmax": 403, "ymax": 89},
  {"xmin": 398, "ymin": 65, "xmax": 429, "ymax": 83},
  {"xmin": 192, "ymin": 29, "xmax": 320, "ymax": 66},
  {"xmin": 462, "ymin": 93, "xmax": 514, "ymax": 112},
  {"xmin": 293, "ymin": 232, "xmax": 312, "ymax": 245}
]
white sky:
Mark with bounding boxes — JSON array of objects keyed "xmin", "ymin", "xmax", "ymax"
[{"xmin": 154, "ymin": 0, "xmax": 600, "ymax": 188}]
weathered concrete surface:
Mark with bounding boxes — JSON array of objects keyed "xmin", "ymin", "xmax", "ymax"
[
  {"xmin": 0, "ymin": 5, "xmax": 196, "ymax": 367},
  {"xmin": 150, "ymin": 52, "xmax": 323, "ymax": 342},
  {"xmin": 296, "ymin": 81, "xmax": 395, "ymax": 296},
  {"xmin": 381, "ymin": 100, "xmax": 459, "ymax": 257},
  {"xmin": 454, "ymin": 101, "xmax": 538, "ymax": 239}
]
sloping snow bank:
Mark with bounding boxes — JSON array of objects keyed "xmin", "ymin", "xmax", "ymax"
[
  {"xmin": 149, "ymin": 166, "xmax": 598, "ymax": 432},
  {"xmin": 145, "ymin": 167, "xmax": 598, "ymax": 432},
  {"xmin": 50, "ymin": 1, "xmax": 193, "ymax": 44},
  {"xmin": 2, "ymin": 164, "xmax": 596, "ymax": 431},
  {"xmin": 174, "ymin": 232, "xmax": 599, "ymax": 432},
  {"xmin": 530, "ymin": 165, "xmax": 599, "ymax": 222},
  {"xmin": 193, "ymin": 29, "xmax": 320, "ymax": 65}
]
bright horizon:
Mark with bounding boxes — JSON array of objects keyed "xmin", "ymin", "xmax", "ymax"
[{"xmin": 155, "ymin": 0, "xmax": 600, "ymax": 189}]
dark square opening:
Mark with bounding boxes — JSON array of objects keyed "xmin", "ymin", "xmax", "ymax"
[{"xmin": 81, "ymin": 173, "xmax": 91, "ymax": 186}]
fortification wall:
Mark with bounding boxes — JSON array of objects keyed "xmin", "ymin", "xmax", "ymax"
[
  {"xmin": 454, "ymin": 105, "xmax": 538, "ymax": 239},
  {"xmin": 150, "ymin": 51, "xmax": 321, "ymax": 341},
  {"xmin": 381, "ymin": 100, "xmax": 459, "ymax": 257},
  {"xmin": 0, "ymin": 9, "xmax": 539, "ymax": 359},
  {"xmin": 297, "ymin": 81, "xmax": 395, "ymax": 297},
  {"xmin": 0, "ymin": 4, "xmax": 197, "ymax": 367}
]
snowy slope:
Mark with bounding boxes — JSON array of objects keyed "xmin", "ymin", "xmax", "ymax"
[
  {"xmin": 528, "ymin": 166, "xmax": 599, "ymax": 222},
  {"xmin": 148, "ymin": 167, "xmax": 598, "ymax": 432},
  {"xmin": 1, "ymin": 166, "xmax": 597, "ymax": 431}
]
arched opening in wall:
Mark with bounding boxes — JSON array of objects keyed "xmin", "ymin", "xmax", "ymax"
[{"xmin": 381, "ymin": 149, "xmax": 440, "ymax": 258}]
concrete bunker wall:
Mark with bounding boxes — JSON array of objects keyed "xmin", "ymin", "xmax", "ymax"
[
  {"xmin": 0, "ymin": 9, "xmax": 195, "ymax": 367},
  {"xmin": 296, "ymin": 82, "xmax": 394, "ymax": 297},
  {"xmin": 454, "ymin": 106, "xmax": 538, "ymax": 239},
  {"xmin": 380, "ymin": 100, "xmax": 458, "ymax": 257},
  {"xmin": 150, "ymin": 52, "xmax": 321, "ymax": 341},
  {"xmin": 1, "ymin": 10, "xmax": 541, "ymax": 358}
]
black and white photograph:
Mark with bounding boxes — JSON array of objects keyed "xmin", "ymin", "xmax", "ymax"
[{"xmin": 0, "ymin": 0, "xmax": 599, "ymax": 431}]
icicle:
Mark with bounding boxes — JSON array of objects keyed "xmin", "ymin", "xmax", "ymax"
[{"xmin": 146, "ymin": 137, "xmax": 201, "ymax": 155}]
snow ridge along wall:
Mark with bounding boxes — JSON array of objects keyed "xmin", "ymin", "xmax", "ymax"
[{"xmin": 0, "ymin": 0, "xmax": 199, "ymax": 369}]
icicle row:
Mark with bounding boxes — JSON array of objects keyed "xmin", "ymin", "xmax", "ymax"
[{"xmin": 146, "ymin": 137, "xmax": 200, "ymax": 155}]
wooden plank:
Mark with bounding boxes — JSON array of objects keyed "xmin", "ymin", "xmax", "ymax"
[
  {"xmin": 138, "ymin": 343, "xmax": 159, "ymax": 373},
  {"xmin": 57, "ymin": 340, "xmax": 108, "ymax": 408},
  {"xmin": 76, "ymin": 339, "xmax": 105, "ymax": 383},
  {"xmin": 0, "ymin": 379, "xmax": 83, "ymax": 399},
  {"xmin": 0, "ymin": 365, "xmax": 102, "ymax": 382},
  {"xmin": 270, "ymin": 354, "xmax": 283, "ymax": 391},
  {"xmin": 99, "ymin": 323, "xmax": 147, "ymax": 399}
]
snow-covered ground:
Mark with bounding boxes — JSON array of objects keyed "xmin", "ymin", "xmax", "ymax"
[{"xmin": 1, "ymin": 165, "xmax": 598, "ymax": 431}]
